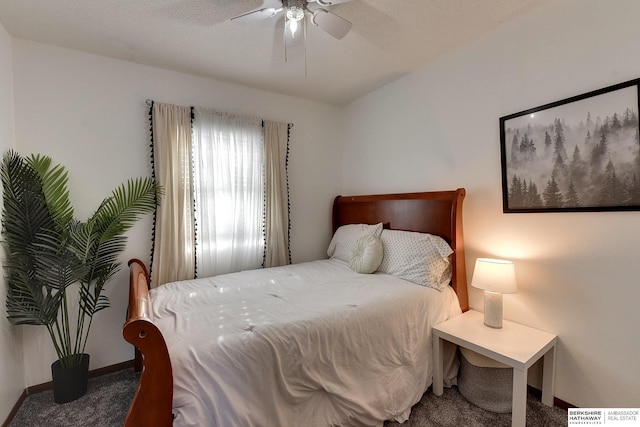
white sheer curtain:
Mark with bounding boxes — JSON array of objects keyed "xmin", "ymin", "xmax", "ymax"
[
  {"xmin": 150, "ymin": 102, "xmax": 195, "ymax": 287},
  {"xmin": 192, "ymin": 108, "xmax": 265, "ymax": 277}
]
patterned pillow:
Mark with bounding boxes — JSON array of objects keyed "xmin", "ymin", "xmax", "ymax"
[
  {"xmin": 348, "ymin": 235, "xmax": 384, "ymax": 274},
  {"xmin": 327, "ymin": 223, "xmax": 383, "ymax": 262},
  {"xmin": 378, "ymin": 229, "xmax": 453, "ymax": 290}
]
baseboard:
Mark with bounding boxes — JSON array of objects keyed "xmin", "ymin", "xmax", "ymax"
[
  {"xmin": 1, "ymin": 390, "xmax": 27, "ymax": 427},
  {"xmin": 25, "ymin": 359, "xmax": 135, "ymax": 395},
  {"xmin": 2, "ymin": 359, "xmax": 135, "ymax": 427},
  {"xmin": 527, "ymin": 385, "xmax": 575, "ymax": 410}
]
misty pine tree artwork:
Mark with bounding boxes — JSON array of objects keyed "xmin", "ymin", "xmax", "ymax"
[{"xmin": 500, "ymin": 79, "xmax": 640, "ymax": 213}]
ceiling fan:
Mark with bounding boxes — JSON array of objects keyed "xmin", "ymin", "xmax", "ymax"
[{"xmin": 231, "ymin": 0, "xmax": 354, "ymax": 41}]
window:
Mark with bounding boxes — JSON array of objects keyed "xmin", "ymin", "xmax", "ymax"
[
  {"xmin": 149, "ymin": 102, "xmax": 291, "ymax": 287},
  {"xmin": 192, "ymin": 109, "xmax": 265, "ymax": 277}
]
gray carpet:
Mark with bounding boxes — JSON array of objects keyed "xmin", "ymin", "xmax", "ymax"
[
  {"xmin": 8, "ymin": 369, "xmax": 139, "ymax": 427},
  {"xmin": 8, "ymin": 369, "xmax": 567, "ymax": 426},
  {"xmin": 383, "ymin": 388, "xmax": 567, "ymax": 427}
]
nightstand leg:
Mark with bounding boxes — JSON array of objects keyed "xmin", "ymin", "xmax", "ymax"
[
  {"xmin": 512, "ymin": 368, "xmax": 527, "ymax": 427},
  {"xmin": 432, "ymin": 335, "xmax": 444, "ymax": 396},
  {"xmin": 541, "ymin": 345, "xmax": 556, "ymax": 406}
]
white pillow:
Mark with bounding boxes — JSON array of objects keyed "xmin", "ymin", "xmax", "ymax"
[
  {"xmin": 378, "ymin": 229, "xmax": 453, "ymax": 290},
  {"xmin": 327, "ymin": 223, "xmax": 383, "ymax": 262},
  {"xmin": 349, "ymin": 235, "xmax": 384, "ymax": 274}
]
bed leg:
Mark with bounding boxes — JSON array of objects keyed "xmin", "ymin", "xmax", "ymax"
[{"xmin": 134, "ymin": 347, "xmax": 143, "ymax": 372}]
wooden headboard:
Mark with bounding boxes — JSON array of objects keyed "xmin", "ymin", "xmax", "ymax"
[{"xmin": 332, "ymin": 188, "xmax": 468, "ymax": 312}]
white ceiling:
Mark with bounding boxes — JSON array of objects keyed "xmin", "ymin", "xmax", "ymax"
[{"xmin": 0, "ymin": 0, "xmax": 548, "ymax": 105}]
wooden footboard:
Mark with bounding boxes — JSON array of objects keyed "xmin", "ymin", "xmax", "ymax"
[{"xmin": 122, "ymin": 259, "xmax": 173, "ymax": 427}]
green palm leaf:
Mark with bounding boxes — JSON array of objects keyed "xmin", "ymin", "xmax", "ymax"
[
  {"xmin": 93, "ymin": 177, "xmax": 160, "ymax": 240},
  {"xmin": 1, "ymin": 151, "xmax": 60, "ymax": 325},
  {"xmin": 76, "ymin": 177, "xmax": 160, "ymax": 287},
  {"xmin": 78, "ymin": 283, "xmax": 111, "ymax": 317},
  {"xmin": 5, "ymin": 270, "xmax": 61, "ymax": 326},
  {"xmin": 33, "ymin": 228, "xmax": 87, "ymax": 290},
  {"xmin": 26, "ymin": 154, "xmax": 74, "ymax": 228},
  {"xmin": 1, "ymin": 151, "xmax": 161, "ymax": 366}
]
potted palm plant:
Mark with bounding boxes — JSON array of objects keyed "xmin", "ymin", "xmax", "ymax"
[{"xmin": 1, "ymin": 151, "xmax": 160, "ymax": 403}]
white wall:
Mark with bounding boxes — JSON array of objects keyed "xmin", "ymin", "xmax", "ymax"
[
  {"xmin": 11, "ymin": 39, "xmax": 343, "ymax": 386},
  {"xmin": 343, "ymin": 0, "xmax": 640, "ymax": 407},
  {"xmin": 9, "ymin": 0, "xmax": 640, "ymax": 410},
  {"xmin": 0, "ymin": 21, "xmax": 25, "ymax": 422}
]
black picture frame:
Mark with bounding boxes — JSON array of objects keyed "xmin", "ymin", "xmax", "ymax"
[{"xmin": 500, "ymin": 78, "xmax": 640, "ymax": 213}]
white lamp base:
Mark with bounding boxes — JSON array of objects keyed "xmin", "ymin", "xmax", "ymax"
[{"xmin": 483, "ymin": 291, "xmax": 503, "ymax": 328}]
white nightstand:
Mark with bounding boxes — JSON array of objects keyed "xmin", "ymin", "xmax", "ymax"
[{"xmin": 432, "ymin": 310, "xmax": 557, "ymax": 427}]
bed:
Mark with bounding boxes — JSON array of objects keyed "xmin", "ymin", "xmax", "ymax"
[{"xmin": 122, "ymin": 189, "xmax": 469, "ymax": 427}]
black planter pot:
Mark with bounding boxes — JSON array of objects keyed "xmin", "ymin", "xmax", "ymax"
[{"xmin": 51, "ymin": 353, "xmax": 90, "ymax": 404}]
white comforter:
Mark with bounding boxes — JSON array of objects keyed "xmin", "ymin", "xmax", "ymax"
[{"xmin": 150, "ymin": 259, "xmax": 461, "ymax": 427}]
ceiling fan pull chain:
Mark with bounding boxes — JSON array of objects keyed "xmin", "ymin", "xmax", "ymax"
[{"xmin": 284, "ymin": 13, "xmax": 289, "ymax": 63}]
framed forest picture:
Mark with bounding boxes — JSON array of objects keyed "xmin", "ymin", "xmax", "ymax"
[{"xmin": 500, "ymin": 78, "xmax": 640, "ymax": 213}]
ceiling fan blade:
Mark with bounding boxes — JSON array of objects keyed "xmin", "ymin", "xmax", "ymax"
[
  {"xmin": 231, "ymin": 7, "xmax": 280, "ymax": 24},
  {"xmin": 312, "ymin": 9, "xmax": 352, "ymax": 39},
  {"xmin": 311, "ymin": 0, "xmax": 354, "ymax": 5}
]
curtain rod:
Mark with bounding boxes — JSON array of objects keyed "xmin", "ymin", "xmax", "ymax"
[{"xmin": 144, "ymin": 98, "xmax": 293, "ymax": 127}]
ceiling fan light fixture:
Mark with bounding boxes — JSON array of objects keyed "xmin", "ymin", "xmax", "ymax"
[
  {"xmin": 286, "ymin": 6, "xmax": 305, "ymax": 22},
  {"xmin": 230, "ymin": 0, "xmax": 354, "ymax": 70},
  {"xmin": 288, "ymin": 19, "xmax": 299, "ymax": 37},
  {"xmin": 286, "ymin": 5, "xmax": 305, "ymax": 37}
]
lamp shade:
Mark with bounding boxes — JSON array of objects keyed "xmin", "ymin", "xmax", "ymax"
[{"xmin": 471, "ymin": 258, "xmax": 517, "ymax": 294}]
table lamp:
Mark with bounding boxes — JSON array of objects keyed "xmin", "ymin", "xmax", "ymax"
[{"xmin": 471, "ymin": 258, "xmax": 517, "ymax": 328}]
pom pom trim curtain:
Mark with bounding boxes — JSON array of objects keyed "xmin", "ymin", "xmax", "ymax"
[{"xmin": 149, "ymin": 101, "xmax": 291, "ymax": 287}]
